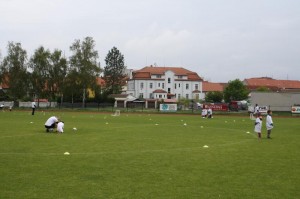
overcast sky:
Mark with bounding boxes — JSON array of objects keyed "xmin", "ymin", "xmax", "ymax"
[{"xmin": 1, "ymin": 0, "xmax": 299, "ymax": 82}]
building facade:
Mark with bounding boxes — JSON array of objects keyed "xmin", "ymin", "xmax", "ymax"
[{"xmin": 126, "ymin": 66, "xmax": 203, "ymax": 101}]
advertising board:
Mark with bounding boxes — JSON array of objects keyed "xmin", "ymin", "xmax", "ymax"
[
  {"xmin": 203, "ymin": 103, "xmax": 228, "ymax": 111},
  {"xmin": 160, "ymin": 104, "xmax": 177, "ymax": 112},
  {"xmin": 291, "ymin": 106, "xmax": 300, "ymax": 114}
]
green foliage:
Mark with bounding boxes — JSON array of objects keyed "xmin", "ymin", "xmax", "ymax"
[
  {"xmin": 256, "ymin": 86, "xmax": 270, "ymax": 92},
  {"xmin": 1, "ymin": 42, "xmax": 29, "ymax": 100},
  {"xmin": 69, "ymin": 37, "xmax": 101, "ymax": 106},
  {"xmin": 223, "ymin": 79, "xmax": 249, "ymax": 103},
  {"xmin": 29, "ymin": 46, "xmax": 51, "ymax": 99},
  {"xmin": 205, "ymin": 91, "xmax": 223, "ymax": 102},
  {"xmin": 48, "ymin": 49, "xmax": 68, "ymax": 101},
  {"xmin": 104, "ymin": 46, "xmax": 126, "ymax": 94}
]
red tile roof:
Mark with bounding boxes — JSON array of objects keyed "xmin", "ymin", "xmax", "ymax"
[
  {"xmin": 244, "ymin": 77, "xmax": 300, "ymax": 90},
  {"xmin": 132, "ymin": 66, "xmax": 203, "ymax": 81},
  {"xmin": 153, "ymin": 89, "xmax": 167, "ymax": 93},
  {"xmin": 202, "ymin": 81, "xmax": 224, "ymax": 92}
]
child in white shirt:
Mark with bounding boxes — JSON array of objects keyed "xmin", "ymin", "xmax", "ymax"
[
  {"xmin": 254, "ymin": 114, "xmax": 262, "ymax": 139},
  {"xmin": 266, "ymin": 110, "xmax": 273, "ymax": 139},
  {"xmin": 57, "ymin": 121, "xmax": 64, "ymax": 133}
]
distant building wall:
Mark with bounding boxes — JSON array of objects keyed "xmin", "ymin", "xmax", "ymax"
[{"xmin": 250, "ymin": 92, "xmax": 300, "ymax": 111}]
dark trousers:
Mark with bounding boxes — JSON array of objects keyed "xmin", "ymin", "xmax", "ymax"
[{"xmin": 32, "ymin": 108, "xmax": 35, "ymax": 115}]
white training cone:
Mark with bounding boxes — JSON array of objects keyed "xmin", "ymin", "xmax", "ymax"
[
  {"xmin": 203, "ymin": 145, "xmax": 209, "ymax": 148},
  {"xmin": 246, "ymin": 131, "xmax": 250, "ymax": 134},
  {"xmin": 183, "ymin": 123, "xmax": 187, "ymax": 126},
  {"xmin": 64, "ymin": 152, "xmax": 70, "ymax": 155},
  {"xmin": 201, "ymin": 126, "xmax": 204, "ymax": 128},
  {"xmin": 155, "ymin": 124, "xmax": 159, "ymax": 126},
  {"xmin": 73, "ymin": 127, "xmax": 77, "ymax": 131}
]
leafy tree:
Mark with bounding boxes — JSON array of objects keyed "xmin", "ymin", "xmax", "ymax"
[
  {"xmin": 48, "ymin": 49, "xmax": 68, "ymax": 102},
  {"xmin": 29, "ymin": 46, "xmax": 51, "ymax": 100},
  {"xmin": 0, "ymin": 42, "xmax": 29, "ymax": 100},
  {"xmin": 69, "ymin": 37, "xmax": 101, "ymax": 107},
  {"xmin": 177, "ymin": 97, "xmax": 190, "ymax": 110},
  {"xmin": 104, "ymin": 46, "xmax": 126, "ymax": 94},
  {"xmin": 205, "ymin": 91, "xmax": 223, "ymax": 103},
  {"xmin": 223, "ymin": 79, "xmax": 249, "ymax": 103}
]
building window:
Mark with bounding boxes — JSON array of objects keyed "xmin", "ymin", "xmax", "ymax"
[
  {"xmin": 139, "ymin": 93, "xmax": 144, "ymax": 98},
  {"xmin": 186, "ymin": 94, "xmax": 189, "ymax": 99},
  {"xmin": 195, "ymin": 84, "xmax": 199, "ymax": 90},
  {"xmin": 178, "ymin": 94, "xmax": 181, "ymax": 99},
  {"xmin": 179, "ymin": 83, "xmax": 181, "ymax": 88},
  {"xmin": 178, "ymin": 75, "xmax": 183, "ymax": 79},
  {"xmin": 140, "ymin": 82, "xmax": 144, "ymax": 89},
  {"xmin": 150, "ymin": 83, "xmax": 153, "ymax": 89},
  {"xmin": 168, "ymin": 88, "xmax": 171, "ymax": 93},
  {"xmin": 156, "ymin": 75, "xmax": 161, "ymax": 78},
  {"xmin": 186, "ymin": 84, "xmax": 189, "ymax": 89},
  {"xmin": 159, "ymin": 94, "xmax": 162, "ymax": 98},
  {"xmin": 168, "ymin": 78, "xmax": 171, "ymax": 83},
  {"xmin": 162, "ymin": 83, "xmax": 165, "ymax": 89},
  {"xmin": 175, "ymin": 83, "xmax": 177, "ymax": 89},
  {"xmin": 158, "ymin": 83, "xmax": 161, "ymax": 87}
]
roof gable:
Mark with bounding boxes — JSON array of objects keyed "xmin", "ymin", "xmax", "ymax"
[{"xmin": 132, "ymin": 66, "xmax": 203, "ymax": 81}]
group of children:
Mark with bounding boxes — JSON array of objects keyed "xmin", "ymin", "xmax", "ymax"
[
  {"xmin": 254, "ymin": 110, "xmax": 274, "ymax": 139},
  {"xmin": 44, "ymin": 116, "xmax": 64, "ymax": 133}
]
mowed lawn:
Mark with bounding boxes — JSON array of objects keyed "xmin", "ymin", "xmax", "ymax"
[{"xmin": 0, "ymin": 110, "xmax": 299, "ymax": 199}]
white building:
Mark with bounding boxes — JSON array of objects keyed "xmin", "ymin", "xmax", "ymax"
[{"xmin": 126, "ymin": 66, "xmax": 204, "ymax": 101}]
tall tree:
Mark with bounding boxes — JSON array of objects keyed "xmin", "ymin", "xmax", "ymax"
[
  {"xmin": 29, "ymin": 46, "xmax": 51, "ymax": 100},
  {"xmin": 48, "ymin": 49, "xmax": 68, "ymax": 102},
  {"xmin": 0, "ymin": 42, "xmax": 29, "ymax": 100},
  {"xmin": 104, "ymin": 46, "xmax": 126, "ymax": 94},
  {"xmin": 69, "ymin": 37, "xmax": 101, "ymax": 107},
  {"xmin": 223, "ymin": 79, "xmax": 249, "ymax": 103}
]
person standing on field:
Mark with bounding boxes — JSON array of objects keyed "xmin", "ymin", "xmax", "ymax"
[
  {"xmin": 254, "ymin": 104, "xmax": 259, "ymax": 116},
  {"xmin": 254, "ymin": 113, "xmax": 263, "ymax": 139},
  {"xmin": 31, "ymin": 100, "xmax": 36, "ymax": 115},
  {"xmin": 266, "ymin": 110, "xmax": 274, "ymax": 139}
]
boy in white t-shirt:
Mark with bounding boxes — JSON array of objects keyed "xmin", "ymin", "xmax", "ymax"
[
  {"xmin": 201, "ymin": 109, "xmax": 207, "ymax": 118},
  {"xmin": 254, "ymin": 113, "xmax": 263, "ymax": 139},
  {"xmin": 266, "ymin": 110, "xmax": 274, "ymax": 139},
  {"xmin": 57, "ymin": 121, "xmax": 64, "ymax": 133}
]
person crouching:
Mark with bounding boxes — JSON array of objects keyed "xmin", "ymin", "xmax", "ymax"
[{"xmin": 45, "ymin": 116, "xmax": 59, "ymax": 132}]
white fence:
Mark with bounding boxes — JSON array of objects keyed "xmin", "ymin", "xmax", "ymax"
[{"xmin": 19, "ymin": 102, "xmax": 57, "ymax": 108}]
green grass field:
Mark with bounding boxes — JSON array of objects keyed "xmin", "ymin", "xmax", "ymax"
[{"xmin": 0, "ymin": 110, "xmax": 299, "ymax": 199}]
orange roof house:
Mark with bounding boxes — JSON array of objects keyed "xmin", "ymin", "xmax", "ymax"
[
  {"xmin": 127, "ymin": 66, "xmax": 203, "ymax": 100},
  {"xmin": 202, "ymin": 81, "xmax": 225, "ymax": 93},
  {"xmin": 132, "ymin": 66, "xmax": 203, "ymax": 81},
  {"xmin": 244, "ymin": 77, "xmax": 300, "ymax": 91}
]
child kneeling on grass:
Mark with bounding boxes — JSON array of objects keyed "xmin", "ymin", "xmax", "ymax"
[{"xmin": 57, "ymin": 121, "xmax": 64, "ymax": 133}]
